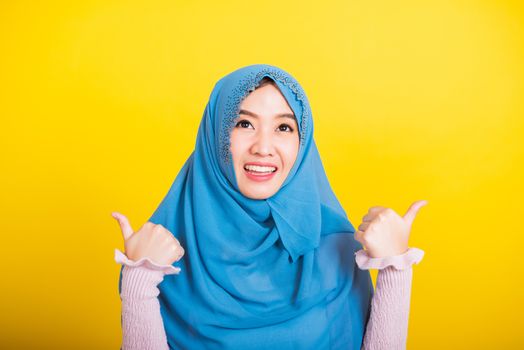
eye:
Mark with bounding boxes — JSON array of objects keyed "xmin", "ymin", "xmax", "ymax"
[
  {"xmin": 277, "ymin": 124, "xmax": 294, "ymax": 132},
  {"xmin": 235, "ymin": 119, "xmax": 253, "ymax": 129}
]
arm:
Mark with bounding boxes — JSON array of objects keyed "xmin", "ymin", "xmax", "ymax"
[
  {"xmin": 356, "ymin": 247, "xmax": 424, "ymax": 350},
  {"xmin": 115, "ymin": 249, "xmax": 180, "ymax": 350}
]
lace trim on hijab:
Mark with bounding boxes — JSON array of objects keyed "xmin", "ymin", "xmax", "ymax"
[{"xmin": 220, "ymin": 67, "xmax": 310, "ymax": 164}]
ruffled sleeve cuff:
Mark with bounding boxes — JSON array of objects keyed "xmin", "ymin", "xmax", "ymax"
[
  {"xmin": 354, "ymin": 247, "xmax": 424, "ymax": 271},
  {"xmin": 114, "ymin": 248, "xmax": 181, "ymax": 275}
]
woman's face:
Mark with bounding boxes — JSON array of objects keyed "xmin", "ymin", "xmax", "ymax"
[{"xmin": 230, "ymin": 83, "xmax": 300, "ymax": 200}]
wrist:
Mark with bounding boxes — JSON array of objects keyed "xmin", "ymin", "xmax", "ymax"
[{"xmin": 354, "ymin": 247, "xmax": 425, "ymax": 270}]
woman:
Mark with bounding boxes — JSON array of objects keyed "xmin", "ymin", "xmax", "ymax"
[{"xmin": 112, "ymin": 64, "xmax": 426, "ymax": 349}]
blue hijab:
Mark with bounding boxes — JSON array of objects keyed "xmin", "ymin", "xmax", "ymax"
[{"xmin": 119, "ymin": 64, "xmax": 373, "ymax": 349}]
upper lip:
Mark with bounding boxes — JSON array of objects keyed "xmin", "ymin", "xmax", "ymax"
[{"xmin": 244, "ymin": 162, "xmax": 278, "ymax": 169}]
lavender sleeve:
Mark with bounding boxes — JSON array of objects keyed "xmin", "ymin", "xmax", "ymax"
[
  {"xmin": 115, "ymin": 249, "xmax": 179, "ymax": 350},
  {"xmin": 355, "ymin": 247, "xmax": 425, "ymax": 350},
  {"xmin": 115, "ymin": 247, "xmax": 424, "ymax": 350}
]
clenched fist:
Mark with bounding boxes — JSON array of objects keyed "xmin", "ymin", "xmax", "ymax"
[
  {"xmin": 112, "ymin": 211, "xmax": 185, "ymax": 266},
  {"xmin": 354, "ymin": 200, "xmax": 428, "ymax": 259}
]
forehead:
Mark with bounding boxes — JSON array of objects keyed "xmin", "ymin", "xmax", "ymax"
[
  {"xmin": 239, "ymin": 84, "xmax": 294, "ymax": 114},
  {"xmin": 238, "ymin": 86, "xmax": 297, "ymax": 126}
]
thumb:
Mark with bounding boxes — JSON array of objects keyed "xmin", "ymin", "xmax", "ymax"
[
  {"xmin": 402, "ymin": 200, "xmax": 428, "ymax": 227},
  {"xmin": 111, "ymin": 212, "xmax": 134, "ymax": 241}
]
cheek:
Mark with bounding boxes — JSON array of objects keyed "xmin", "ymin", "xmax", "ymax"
[
  {"xmin": 229, "ymin": 132, "xmax": 248, "ymax": 164},
  {"xmin": 281, "ymin": 138, "xmax": 299, "ymax": 166}
]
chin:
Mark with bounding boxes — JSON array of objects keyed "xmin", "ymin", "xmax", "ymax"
[
  {"xmin": 239, "ymin": 186, "xmax": 279, "ymax": 200},
  {"xmin": 242, "ymin": 190, "xmax": 274, "ymax": 200}
]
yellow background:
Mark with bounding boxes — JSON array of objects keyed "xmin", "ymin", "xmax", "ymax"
[{"xmin": 1, "ymin": 0, "xmax": 523, "ymax": 348}]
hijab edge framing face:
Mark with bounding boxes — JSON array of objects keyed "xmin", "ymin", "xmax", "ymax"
[
  {"xmin": 230, "ymin": 77, "xmax": 300, "ymax": 200},
  {"xmin": 214, "ymin": 64, "xmax": 312, "ymax": 202}
]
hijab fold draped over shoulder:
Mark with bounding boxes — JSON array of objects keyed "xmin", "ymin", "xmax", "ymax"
[{"xmin": 119, "ymin": 64, "xmax": 373, "ymax": 349}]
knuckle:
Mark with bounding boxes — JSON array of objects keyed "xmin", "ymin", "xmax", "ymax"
[
  {"xmin": 170, "ymin": 241, "xmax": 182, "ymax": 251},
  {"xmin": 171, "ymin": 244, "xmax": 185, "ymax": 260},
  {"xmin": 163, "ymin": 235, "xmax": 175, "ymax": 244},
  {"xmin": 154, "ymin": 226, "xmax": 168, "ymax": 236},
  {"xmin": 156, "ymin": 225, "xmax": 170, "ymax": 235}
]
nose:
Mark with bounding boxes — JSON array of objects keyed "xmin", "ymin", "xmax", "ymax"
[{"xmin": 250, "ymin": 129, "xmax": 275, "ymax": 157}]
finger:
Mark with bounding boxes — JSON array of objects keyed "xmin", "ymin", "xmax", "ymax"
[
  {"xmin": 358, "ymin": 222, "xmax": 370, "ymax": 232},
  {"xmin": 403, "ymin": 200, "xmax": 428, "ymax": 226},
  {"xmin": 362, "ymin": 206, "xmax": 387, "ymax": 222},
  {"xmin": 111, "ymin": 212, "xmax": 134, "ymax": 240},
  {"xmin": 176, "ymin": 246, "xmax": 185, "ymax": 261},
  {"xmin": 354, "ymin": 230, "xmax": 364, "ymax": 245}
]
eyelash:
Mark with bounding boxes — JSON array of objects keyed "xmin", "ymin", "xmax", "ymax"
[{"xmin": 235, "ymin": 119, "xmax": 295, "ymax": 132}]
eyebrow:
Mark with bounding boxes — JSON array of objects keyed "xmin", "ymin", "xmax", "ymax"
[{"xmin": 238, "ymin": 109, "xmax": 296, "ymax": 122}]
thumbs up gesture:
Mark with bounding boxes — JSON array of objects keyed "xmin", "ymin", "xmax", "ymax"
[
  {"xmin": 111, "ymin": 211, "xmax": 185, "ymax": 266},
  {"xmin": 354, "ymin": 200, "xmax": 428, "ymax": 258}
]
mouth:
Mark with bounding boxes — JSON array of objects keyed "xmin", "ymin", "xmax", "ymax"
[{"xmin": 243, "ymin": 163, "xmax": 278, "ymax": 182}]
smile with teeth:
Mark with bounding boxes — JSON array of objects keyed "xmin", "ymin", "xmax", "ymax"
[{"xmin": 244, "ymin": 164, "xmax": 277, "ymax": 174}]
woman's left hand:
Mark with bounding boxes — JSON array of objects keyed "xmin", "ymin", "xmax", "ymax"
[{"xmin": 354, "ymin": 200, "xmax": 428, "ymax": 258}]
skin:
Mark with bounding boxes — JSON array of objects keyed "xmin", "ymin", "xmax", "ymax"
[
  {"xmin": 354, "ymin": 200, "xmax": 428, "ymax": 258},
  {"xmin": 230, "ymin": 83, "xmax": 300, "ymax": 200},
  {"xmin": 112, "ymin": 212, "xmax": 184, "ymax": 265},
  {"xmin": 111, "ymin": 81, "xmax": 428, "ymax": 264}
]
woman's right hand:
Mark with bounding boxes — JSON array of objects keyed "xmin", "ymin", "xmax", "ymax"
[{"xmin": 112, "ymin": 211, "xmax": 185, "ymax": 266}]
